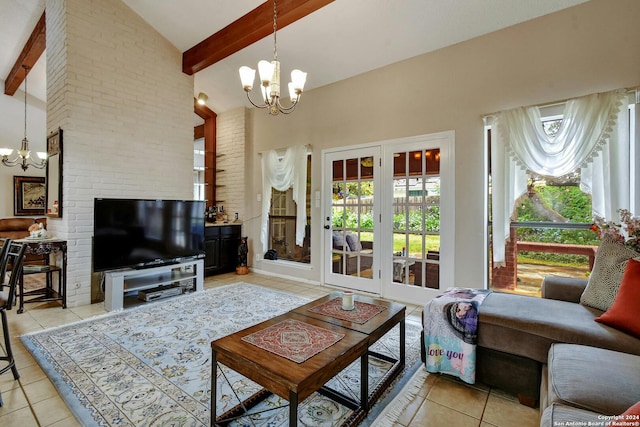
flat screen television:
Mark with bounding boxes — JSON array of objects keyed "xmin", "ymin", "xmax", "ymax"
[{"xmin": 93, "ymin": 198, "xmax": 206, "ymax": 272}]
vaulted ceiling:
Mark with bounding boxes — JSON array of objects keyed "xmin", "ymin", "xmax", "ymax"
[{"xmin": 2, "ymin": 0, "xmax": 589, "ymax": 113}]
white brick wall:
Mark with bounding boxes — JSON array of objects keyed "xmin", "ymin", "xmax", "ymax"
[
  {"xmin": 215, "ymin": 108, "xmax": 247, "ymax": 224},
  {"xmin": 45, "ymin": 0, "xmax": 194, "ymax": 306}
]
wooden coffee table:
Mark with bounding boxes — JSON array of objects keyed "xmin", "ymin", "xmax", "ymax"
[
  {"xmin": 291, "ymin": 292, "xmax": 406, "ymax": 406},
  {"xmin": 211, "ymin": 311, "xmax": 369, "ymax": 427}
]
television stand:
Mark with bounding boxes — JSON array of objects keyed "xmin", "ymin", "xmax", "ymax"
[{"xmin": 104, "ymin": 259, "xmax": 204, "ymax": 311}]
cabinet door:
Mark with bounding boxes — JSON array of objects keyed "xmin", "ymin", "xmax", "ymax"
[
  {"xmin": 219, "ymin": 237, "xmax": 240, "ymax": 272},
  {"xmin": 205, "ymin": 239, "xmax": 220, "ymax": 269}
]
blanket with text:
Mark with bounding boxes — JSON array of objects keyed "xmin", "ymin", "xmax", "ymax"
[{"xmin": 423, "ymin": 288, "xmax": 491, "ymax": 384}]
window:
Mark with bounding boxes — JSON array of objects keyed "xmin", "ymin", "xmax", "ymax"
[
  {"xmin": 268, "ymin": 154, "xmax": 311, "ymax": 263},
  {"xmin": 487, "ymin": 97, "xmax": 638, "ymax": 295},
  {"xmin": 193, "ymin": 138, "xmax": 205, "ymax": 200}
]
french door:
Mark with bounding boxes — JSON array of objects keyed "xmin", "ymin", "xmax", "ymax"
[
  {"xmin": 322, "ymin": 132, "xmax": 454, "ymax": 303},
  {"xmin": 381, "ymin": 132, "xmax": 454, "ymax": 303},
  {"xmin": 323, "ymin": 147, "xmax": 381, "ymax": 294}
]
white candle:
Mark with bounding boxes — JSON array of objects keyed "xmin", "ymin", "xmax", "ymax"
[{"xmin": 342, "ymin": 291, "xmax": 354, "ymax": 310}]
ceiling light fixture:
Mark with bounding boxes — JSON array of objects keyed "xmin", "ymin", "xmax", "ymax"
[
  {"xmin": 0, "ymin": 65, "xmax": 46, "ymax": 171},
  {"xmin": 196, "ymin": 92, "xmax": 208, "ymax": 106},
  {"xmin": 238, "ymin": 0, "xmax": 307, "ymax": 115}
]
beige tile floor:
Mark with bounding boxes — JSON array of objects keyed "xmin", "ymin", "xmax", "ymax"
[{"xmin": 0, "ymin": 271, "xmax": 540, "ymax": 426}]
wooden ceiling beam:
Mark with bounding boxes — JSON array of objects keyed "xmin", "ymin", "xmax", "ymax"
[
  {"xmin": 182, "ymin": 0, "xmax": 333, "ymax": 75},
  {"xmin": 4, "ymin": 11, "xmax": 46, "ymax": 96}
]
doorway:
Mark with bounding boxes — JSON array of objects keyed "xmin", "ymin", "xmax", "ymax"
[
  {"xmin": 323, "ymin": 132, "xmax": 455, "ymax": 303},
  {"xmin": 323, "ymin": 147, "xmax": 381, "ymax": 294}
]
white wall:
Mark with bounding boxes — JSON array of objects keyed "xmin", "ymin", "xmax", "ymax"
[
  {"xmin": 243, "ymin": 0, "xmax": 640, "ymax": 293},
  {"xmin": 215, "ymin": 108, "xmax": 247, "ymax": 223},
  {"xmin": 0, "ymin": 88, "xmax": 47, "ymax": 218},
  {"xmin": 45, "ymin": 0, "xmax": 194, "ymax": 306}
]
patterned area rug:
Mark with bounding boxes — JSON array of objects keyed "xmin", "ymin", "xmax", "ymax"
[{"xmin": 22, "ymin": 283, "xmax": 422, "ymax": 426}]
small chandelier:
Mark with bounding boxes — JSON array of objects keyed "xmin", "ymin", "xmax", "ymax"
[
  {"xmin": 238, "ymin": 0, "xmax": 307, "ymax": 115},
  {"xmin": 0, "ymin": 65, "xmax": 46, "ymax": 171}
]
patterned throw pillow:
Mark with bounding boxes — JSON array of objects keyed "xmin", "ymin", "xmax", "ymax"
[{"xmin": 580, "ymin": 235, "xmax": 640, "ymax": 311}]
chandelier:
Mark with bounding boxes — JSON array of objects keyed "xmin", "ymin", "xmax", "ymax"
[
  {"xmin": 238, "ymin": 0, "xmax": 307, "ymax": 115},
  {"xmin": 0, "ymin": 65, "xmax": 46, "ymax": 171}
]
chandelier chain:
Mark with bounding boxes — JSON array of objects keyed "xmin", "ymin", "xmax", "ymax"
[
  {"xmin": 24, "ymin": 65, "xmax": 29, "ymax": 140},
  {"xmin": 0, "ymin": 64, "xmax": 46, "ymax": 170},
  {"xmin": 272, "ymin": 0, "xmax": 278, "ymax": 61}
]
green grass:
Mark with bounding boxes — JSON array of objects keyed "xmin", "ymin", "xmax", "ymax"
[{"xmin": 359, "ymin": 232, "xmax": 439, "ymax": 254}]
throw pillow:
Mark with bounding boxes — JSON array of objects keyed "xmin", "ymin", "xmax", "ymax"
[
  {"xmin": 606, "ymin": 401, "xmax": 640, "ymax": 426},
  {"xmin": 332, "ymin": 232, "xmax": 348, "ymax": 250},
  {"xmin": 595, "ymin": 258, "xmax": 640, "ymax": 338},
  {"xmin": 580, "ymin": 235, "xmax": 640, "ymax": 311},
  {"xmin": 345, "ymin": 233, "xmax": 362, "ymax": 252}
]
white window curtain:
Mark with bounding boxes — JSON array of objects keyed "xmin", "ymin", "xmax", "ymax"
[
  {"xmin": 490, "ymin": 89, "xmax": 629, "ymax": 266},
  {"xmin": 260, "ymin": 145, "xmax": 308, "ymax": 255}
]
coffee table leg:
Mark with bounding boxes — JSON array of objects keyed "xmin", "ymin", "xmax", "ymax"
[
  {"xmin": 400, "ymin": 318, "xmax": 406, "ymax": 369},
  {"xmin": 211, "ymin": 350, "xmax": 217, "ymax": 427},
  {"xmin": 361, "ymin": 352, "xmax": 369, "ymax": 411},
  {"xmin": 289, "ymin": 390, "xmax": 298, "ymax": 427}
]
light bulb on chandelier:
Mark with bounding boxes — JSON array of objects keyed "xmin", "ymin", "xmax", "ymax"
[
  {"xmin": 0, "ymin": 65, "xmax": 47, "ymax": 171},
  {"xmin": 238, "ymin": 0, "xmax": 307, "ymax": 115}
]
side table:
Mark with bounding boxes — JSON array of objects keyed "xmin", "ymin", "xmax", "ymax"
[{"xmin": 15, "ymin": 238, "xmax": 67, "ymax": 314}]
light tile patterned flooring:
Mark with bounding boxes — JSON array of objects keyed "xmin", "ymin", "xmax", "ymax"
[{"xmin": 0, "ymin": 272, "xmax": 540, "ymax": 426}]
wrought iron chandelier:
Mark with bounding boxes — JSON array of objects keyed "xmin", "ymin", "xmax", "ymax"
[
  {"xmin": 238, "ymin": 0, "xmax": 307, "ymax": 115},
  {"xmin": 0, "ymin": 65, "xmax": 46, "ymax": 171}
]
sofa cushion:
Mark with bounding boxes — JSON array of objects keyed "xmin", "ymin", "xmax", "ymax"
[
  {"xmin": 596, "ymin": 258, "xmax": 640, "ymax": 338},
  {"xmin": 345, "ymin": 233, "xmax": 362, "ymax": 251},
  {"xmin": 332, "ymin": 232, "xmax": 348, "ymax": 250},
  {"xmin": 581, "ymin": 235, "xmax": 640, "ymax": 311},
  {"xmin": 478, "ymin": 292, "xmax": 640, "ymax": 363},
  {"xmin": 540, "ymin": 403, "xmax": 602, "ymax": 427},
  {"xmin": 547, "ymin": 344, "xmax": 640, "ymax": 415}
]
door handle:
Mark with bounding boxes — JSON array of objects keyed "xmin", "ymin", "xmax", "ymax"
[{"xmin": 324, "ymin": 225, "xmax": 330, "ymax": 229}]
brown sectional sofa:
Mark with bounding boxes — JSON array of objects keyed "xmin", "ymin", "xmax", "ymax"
[
  {"xmin": 540, "ymin": 343, "xmax": 640, "ymax": 425},
  {"xmin": 459, "ymin": 275, "xmax": 640, "ymax": 411},
  {"xmin": 477, "ymin": 276, "xmax": 640, "ymax": 403}
]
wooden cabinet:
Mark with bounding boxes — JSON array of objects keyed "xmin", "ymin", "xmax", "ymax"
[{"xmin": 205, "ymin": 224, "xmax": 241, "ymax": 275}]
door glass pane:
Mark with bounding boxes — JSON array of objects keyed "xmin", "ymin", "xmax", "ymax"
[
  {"xmin": 408, "ymin": 151, "xmax": 422, "ymax": 175},
  {"xmin": 333, "ymin": 160, "xmax": 344, "ymax": 181},
  {"xmin": 426, "ymin": 149, "xmax": 440, "ymax": 175},
  {"xmin": 361, "ymin": 156, "xmax": 374, "ymax": 179},
  {"xmin": 392, "ymin": 150, "xmax": 441, "ymax": 288},
  {"xmin": 330, "ymin": 156, "xmax": 374, "ymax": 280},
  {"xmin": 393, "ymin": 152, "xmax": 406, "ymax": 176}
]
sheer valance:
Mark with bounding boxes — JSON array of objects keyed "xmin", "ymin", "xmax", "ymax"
[
  {"xmin": 497, "ymin": 90, "xmax": 625, "ymax": 177},
  {"xmin": 260, "ymin": 145, "xmax": 308, "ymax": 254},
  {"xmin": 490, "ymin": 89, "xmax": 629, "ymax": 266}
]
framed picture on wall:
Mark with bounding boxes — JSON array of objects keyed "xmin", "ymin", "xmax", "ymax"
[{"xmin": 14, "ymin": 176, "xmax": 46, "ymax": 216}]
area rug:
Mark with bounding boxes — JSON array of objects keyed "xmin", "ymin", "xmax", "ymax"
[
  {"xmin": 22, "ymin": 283, "xmax": 422, "ymax": 426},
  {"xmin": 369, "ymin": 367, "xmax": 430, "ymax": 427}
]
